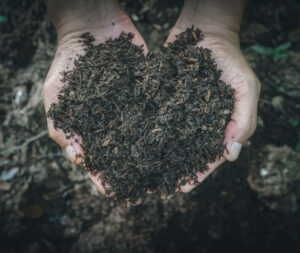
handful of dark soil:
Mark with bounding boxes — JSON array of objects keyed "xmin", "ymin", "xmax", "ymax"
[{"xmin": 47, "ymin": 27, "xmax": 234, "ymax": 203}]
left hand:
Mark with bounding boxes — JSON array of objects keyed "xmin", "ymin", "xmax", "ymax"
[{"xmin": 166, "ymin": 25, "xmax": 261, "ymax": 193}]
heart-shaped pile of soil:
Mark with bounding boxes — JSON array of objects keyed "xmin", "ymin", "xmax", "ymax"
[{"xmin": 47, "ymin": 27, "xmax": 234, "ymax": 203}]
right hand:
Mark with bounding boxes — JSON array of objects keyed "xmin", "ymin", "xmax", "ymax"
[{"xmin": 43, "ymin": 0, "xmax": 148, "ymax": 197}]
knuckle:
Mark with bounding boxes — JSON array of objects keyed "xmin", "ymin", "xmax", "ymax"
[
  {"xmin": 239, "ymin": 115, "xmax": 257, "ymax": 139},
  {"xmin": 232, "ymin": 71, "xmax": 261, "ymax": 98},
  {"xmin": 248, "ymin": 73, "xmax": 261, "ymax": 96}
]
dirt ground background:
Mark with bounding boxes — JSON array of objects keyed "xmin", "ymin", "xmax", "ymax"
[{"xmin": 0, "ymin": 0, "xmax": 300, "ymax": 252}]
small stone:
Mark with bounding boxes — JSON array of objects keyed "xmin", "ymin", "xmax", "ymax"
[
  {"xmin": 257, "ymin": 116, "xmax": 264, "ymax": 128},
  {"xmin": 163, "ymin": 23, "xmax": 170, "ymax": 29},
  {"xmin": 1, "ymin": 167, "xmax": 19, "ymax": 181},
  {"xmin": 222, "ymin": 109, "xmax": 231, "ymax": 115},
  {"xmin": 260, "ymin": 168, "xmax": 269, "ymax": 177},
  {"xmin": 247, "ymin": 145, "xmax": 300, "ymax": 213},
  {"xmin": 271, "ymin": 96, "xmax": 284, "ymax": 111},
  {"xmin": 131, "ymin": 14, "xmax": 139, "ymax": 22},
  {"xmin": 153, "ymin": 24, "xmax": 162, "ymax": 30},
  {"xmin": 15, "ymin": 86, "xmax": 28, "ymax": 106},
  {"xmin": 60, "ymin": 214, "xmax": 74, "ymax": 226},
  {"xmin": 0, "ymin": 181, "xmax": 11, "ymax": 191}
]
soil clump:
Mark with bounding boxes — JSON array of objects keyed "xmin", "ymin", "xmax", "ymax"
[{"xmin": 47, "ymin": 27, "xmax": 234, "ymax": 203}]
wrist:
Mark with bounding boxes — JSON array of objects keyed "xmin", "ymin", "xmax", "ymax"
[
  {"xmin": 199, "ymin": 25, "xmax": 240, "ymax": 48},
  {"xmin": 174, "ymin": 0, "xmax": 245, "ymax": 46},
  {"xmin": 47, "ymin": 0, "xmax": 125, "ymax": 43},
  {"xmin": 173, "ymin": 19, "xmax": 240, "ymax": 48}
]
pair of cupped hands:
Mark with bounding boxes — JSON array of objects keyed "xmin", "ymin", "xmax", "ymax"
[{"xmin": 43, "ymin": 0, "xmax": 260, "ymax": 202}]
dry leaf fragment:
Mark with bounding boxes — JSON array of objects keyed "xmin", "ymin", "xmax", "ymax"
[
  {"xmin": 103, "ymin": 138, "xmax": 110, "ymax": 147},
  {"xmin": 205, "ymin": 90, "xmax": 211, "ymax": 102}
]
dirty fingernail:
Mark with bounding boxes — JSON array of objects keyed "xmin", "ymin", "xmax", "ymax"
[
  {"xmin": 65, "ymin": 145, "xmax": 76, "ymax": 163},
  {"xmin": 228, "ymin": 142, "xmax": 242, "ymax": 161}
]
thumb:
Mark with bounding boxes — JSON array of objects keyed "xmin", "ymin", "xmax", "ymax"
[{"xmin": 224, "ymin": 74, "xmax": 260, "ymax": 162}]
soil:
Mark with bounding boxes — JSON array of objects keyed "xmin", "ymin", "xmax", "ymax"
[
  {"xmin": 0, "ymin": 0, "xmax": 300, "ymax": 253},
  {"xmin": 47, "ymin": 28, "xmax": 233, "ymax": 202}
]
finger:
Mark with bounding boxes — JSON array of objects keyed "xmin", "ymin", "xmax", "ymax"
[
  {"xmin": 196, "ymin": 157, "xmax": 225, "ymax": 183},
  {"xmin": 164, "ymin": 26, "xmax": 182, "ymax": 45},
  {"xmin": 43, "ymin": 47, "xmax": 85, "ymax": 164},
  {"xmin": 179, "ymin": 157, "xmax": 226, "ymax": 193},
  {"xmin": 224, "ymin": 72, "xmax": 261, "ymax": 162},
  {"xmin": 47, "ymin": 118, "xmax": 84, "ymax": 164},
  {"xmin": 44, "ymin": 30, "xmax": 147, "ymax": 163},
  {"xmin": 88, "ymin": 172, "xmax": 114, "ymax": 197}
]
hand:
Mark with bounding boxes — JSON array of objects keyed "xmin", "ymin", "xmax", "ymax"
[
  {"xmin": 43, "ymin": 0, "xmax": 147, "ymax": 197},
  {"xmin": 166, "ymin": 14, "xmax": 261, "ymax": 193}
]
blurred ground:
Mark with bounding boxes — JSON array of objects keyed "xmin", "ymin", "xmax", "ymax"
[{"xmin": 0, "ymin": 0, "xmax": 300, "ymax": 252}]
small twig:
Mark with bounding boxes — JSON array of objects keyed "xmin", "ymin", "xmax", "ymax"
[
  {"xmin": 0, "ymin": 130, "xmax": 48, "ymax": 156},
  {"xmin": 259, "ymin": 98, "xmax": 272, "ymax": 105}
]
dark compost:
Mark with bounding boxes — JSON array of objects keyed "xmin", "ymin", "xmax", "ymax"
[{"xmin": 47, "ymin": 27, "xmax": 234, "ymax": 202}]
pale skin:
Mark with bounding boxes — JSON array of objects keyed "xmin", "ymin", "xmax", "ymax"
[{"xmin": 43, "ymin": 0, "xmax": 260, "ymax": 201}]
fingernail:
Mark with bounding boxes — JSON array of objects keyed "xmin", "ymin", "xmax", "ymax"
[
  {"xmin": 228, "ymin": 142, "xmax": 242, "ymax": 161},
  {"xmin": 65, "ymin": 145, "xmax": 76, "ymax": 163}
]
